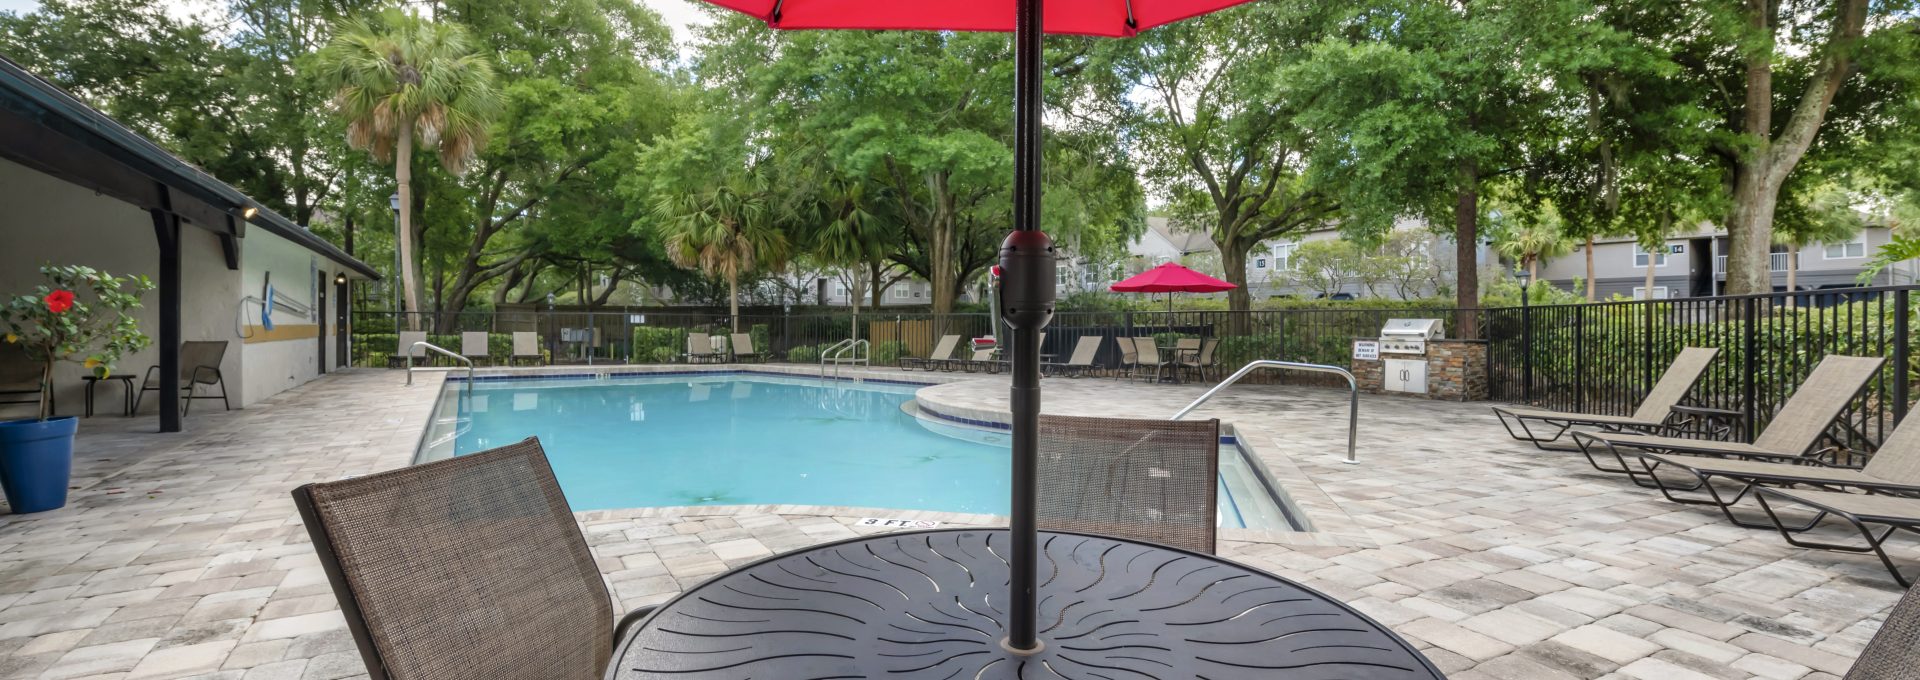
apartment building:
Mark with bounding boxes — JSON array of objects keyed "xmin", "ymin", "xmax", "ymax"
[{"xmin": 1535, "ymin": 224, "xmax": 1910, "ymax": 300}]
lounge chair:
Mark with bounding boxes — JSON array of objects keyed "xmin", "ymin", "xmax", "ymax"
[
  {"xmin": 1842, "ymin": 582, "xmax": 1920, "ymax": 672},
  {"xmin": 393, "ymin": 331, "xmax": 428, "ymax": 368},
  {"xmin": 729, "ymin": 333, "xmax": 765, "ymax": 362},
  {"xmin": 901, "ymin": 335, "xmax": 960, "ymax": 371},
  {"xmin": 292, "ymin": 437, "xmax": 653, "ymax": 678},
  {"xmin": 958, "ymin": 348, "xmax": 999, "ymax": 374},
  {"xmin": 1624, "ymin": 403, "xmax": 1920, "ymax": 529},
  {"xmin": 995, "ymin": 333, "xmax": 1045, "ymax": 373},
  {"xmin": 683, "ymin": 333, "xmax": 719, "ymax": 364},
  {"xmin": 1573, "ymin": 355, "xmax": 1885, "ymax": 480},
  {"xmin": 511, "ymin": 331, "xmax": 543, "ymax": 366},
  {"xmin": 1493, "ymin": 347, "xmax": 1721, "ymax": 450},
  {"xmin": 1038, "ymin": 414, "xmax": 1221, "ymax": 554},
  {"xmin": 0, "ymin": 344, "xmax": 47, "ymax": 413},
  {"xmin": 460, "ymin": 331, "xmax": 490, "ymax": 366},
  {"xmin": 1752, "ymin": 488, "xmax": 1920, "ymax": 587},
  {"xmin": 134, "ymin": 341, "xmax": 229, "ymax": 415},
  {"xmin": 1044, "ymin": 336, "xmax": 1103, "ymax": 377},
  {"xmin": 1131, "ymin": 337, "xmax": 1171, "ymax": 382}
]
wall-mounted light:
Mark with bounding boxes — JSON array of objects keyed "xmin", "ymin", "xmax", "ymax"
[
  {"xmin": 241, "ymin": 206, "xmax": 259, "ymax": 219},
  {"xmin": 334, "ymin": 273, "xmax": 348, "ymax": 285}
]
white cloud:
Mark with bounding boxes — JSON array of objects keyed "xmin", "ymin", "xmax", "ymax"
[{"xmin": 643, "ymin": 0, "xmax": 712, "ymax": 50}]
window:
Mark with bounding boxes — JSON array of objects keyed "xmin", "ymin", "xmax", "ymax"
[
  {"xmin": 892, "ymin": 288, "xmax": 911, "ymax": 300},
  {"xmin": 1632, "ymin": 244, "xmax": 1667, "ymax": 268},
  {"xmin": 1823, "ymin": 239, "xmax": 1866, "ymax": 260},
  {"xmin": 1632, "ymin": 286, "xmax": 1669, "ymax": 300},
  {"xmin": 835, "ymin": 286, "xmax": 848, "ymax": 297},
  {"xmin": 1270, "ymin": 243, "xmax": 1298, "ymax": 271}
]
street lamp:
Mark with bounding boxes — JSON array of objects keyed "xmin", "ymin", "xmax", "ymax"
[
  {"xmin": 389, "ymin": 193, "xmax": 402, "ymax": 318},
  {"xmin": 1516, "ymin": 264, "xmax": 1533, "ymax": 402}
]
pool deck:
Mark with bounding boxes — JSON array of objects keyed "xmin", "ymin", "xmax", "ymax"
[{"xmin": 0, "ymin": 365, "xmax": 1909, "ymax": 679}]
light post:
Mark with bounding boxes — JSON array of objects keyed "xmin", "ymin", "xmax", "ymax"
[
  {"xmin": 389, "ymin": 193, "xmax": 402, "ymax": 325},
  {"xmin": 1517, "ymin": 265, "xmax": 1533, "ymax": 403}
]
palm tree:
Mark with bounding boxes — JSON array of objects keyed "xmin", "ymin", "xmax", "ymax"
[
  {"xmin": 1493, "ymin": 221, "xmax": 1575, "ymax": 284},
  {"xmin": 315, "ymin": 10, "xmax": 500, "ymax": 331},
  {"xmin": 655, "ymin": 173, "xmax": 792, "ymax": 331}
]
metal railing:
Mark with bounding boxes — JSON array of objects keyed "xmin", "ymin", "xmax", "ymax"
[
  {"xmin": 406, "ymin": 341, "xmax": 473, "ymax": 392},
  {"xmin": 819, "ymin": 338, "xmax": 870, "ymax": 379},
  {"xmin": 1171, "ymin": 360, "xmax": 1359, "ymax": 464}
]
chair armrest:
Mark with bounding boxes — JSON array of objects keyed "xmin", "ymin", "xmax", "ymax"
[
  {"xmin": 1668, "ymin": 404, "xmax": 1741, "ymax": 418},
  {"xmin": 613, "ymin": 605, "xmax": 658, "ymax": 643}
]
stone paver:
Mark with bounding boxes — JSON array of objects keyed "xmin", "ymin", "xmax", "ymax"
[{"xmin": 0, "ymin": 365, "xmax": 1909, "ymax": 678}]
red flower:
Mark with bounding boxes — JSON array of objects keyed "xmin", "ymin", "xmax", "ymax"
[{"xmin": 43, "ymin": 290, "xmax": 74, "ymax": 314}]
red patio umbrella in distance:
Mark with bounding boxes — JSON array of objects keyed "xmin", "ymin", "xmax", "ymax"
[
  {"xmin": 695, "ymin": 0, "xmax": 1261, "ymax": 653},
  {"xmin": 1110, "ymin": 262, "xmax": 1237, "ymax": 331}
]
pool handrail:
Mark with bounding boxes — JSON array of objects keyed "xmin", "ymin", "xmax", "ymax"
[
  {"xmin": 1171, "ymin": 360, "xmax": 1358, "ymax": 464},
  {"xmin": 818, "ymin": 338, "xmax": 870, "ymax": 379},
  {"xmin": 406, "ymin": 341, "xmax": 474, "ymax": 393}
]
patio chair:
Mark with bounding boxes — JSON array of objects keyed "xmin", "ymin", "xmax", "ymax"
[
  {"xmin": 958, "ymin": 348, "xmax": 999, "ymax": 374},
  {"xmin": 511, "ymin": 331, "xmax": 543, "ymax": 366},
  {"xmin": 1044, "ymin": 336, "xmax": 1103, "ymax": 377},
  {"xmin": 1573, "ymin": 355, "xmax": 1885, "ymax": 481},
  {"xmin": 134, "ymin": 341, "xmax": 228, "ymax": 415},
  {"xmin": 1751, "ymin": 487, "xmax": 1920, "ymax": 587},
  {"xmin": 0, "ymin": 343, "xmax": 47, "ymax": 413},
  {"xmin": 1131, "ymin": 337, "xmax": 1171, "ymax": 382},
  {"xmin": 1843, "ymin": 582, "xmax": 1920, "ymax": 675},
  {"xmin": 1493, "ymin": 347, "xmax": 1721, "ymax": 450},
  {"xmin": 460, "ymin": 332, "xmax": 490, "ymax": 366},
  {"xmin": 1623, "ymin": 401, "xmax": 1920, "ymax": 529},
  {"xmin": 995, "ymin": 333, "xmax": 1045, "ymax": 373},
  {"xmin": 393, "ymin": 331, "xmax": 428, "ymax": 368},
  {"xmin": 901, "ymin": 335, "xmax": 961, "ymax": 371},
  {"xmin": 683, "ymin": 333, "xmax": 719, "ymax": 364},
  {"xmin": 1115, "ymin": 337, "xmax": 1139, "ymax": 379},
  {"xmin": 292, "ymin": 437, "xmax": 652, "ymax": 679},
  {"xmin": 1037, "ymin": 414, "xmax": 1221, "ymax": 554},
  {"xmin": 729, "ymin": 333, "xmax": 765, "ymax": 362},
  {"xmin": 1180, "ymin": 337, "xmax": 1219, "ymax": 382}
]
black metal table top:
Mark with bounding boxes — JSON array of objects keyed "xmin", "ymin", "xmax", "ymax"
[{"xmin": 608, "ymin": 529, "xmax": 1443, "ymax": 680}]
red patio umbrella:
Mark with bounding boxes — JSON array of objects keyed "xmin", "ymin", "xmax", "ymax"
[
  {"xmin": 696, "ymin": 0, "xmax": 1260, "ymax": 653},
  {"xmin": 1111, "ymin": 262, "xmax": 1237, "ymax": 330}
]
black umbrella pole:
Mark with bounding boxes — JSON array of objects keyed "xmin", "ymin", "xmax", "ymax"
[{"xmin": 1001, "ymin": 0, "xmax": 1051, "ymax": 654}]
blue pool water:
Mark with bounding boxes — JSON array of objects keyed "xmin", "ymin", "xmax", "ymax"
[{"xmin": 426, "ymin": 374, "xmax": 1293, "ymax": 529}]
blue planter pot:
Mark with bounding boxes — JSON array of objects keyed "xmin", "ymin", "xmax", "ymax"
[{"xmin": 0, "ymin": 417, "xmax": 76, "ymax": 513}]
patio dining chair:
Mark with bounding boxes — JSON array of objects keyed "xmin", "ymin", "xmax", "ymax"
[
  {"xmin": 1493, "ymin": 347, "xmax": 1720, "ymax": 450},
  {"xmin": 1843, "ymin": 582, "xmax": 1920, "ymax": 677},
  {"xmin": 292, "ymin": 438, "xmax": 652, "ymax": 680},
  {"xmin": 901, "ymin": 334, "xmax": 961, "ymax": 371},
  {"xmin": 1573, "ymin": 355, "xmax": 1885, "ymax": 482},
  {"xmin": 511, "ymin": 332, "xmax": 543, "ymax": 366},
  {"xmin": 459, "ymin": 332, "xmax": 490, "ymax": 366},
  {"xmin": 1131, "ymin": 337, "xmax": 1171, "ymax": 382},
  {"xmin": 1180, "ymin": 337, "xmax": 1218, "ymax": 382},
  {"xmin": 1115, "ymin": 337, "xmax": 1139, "ymax": 379},
  {"xmin": 1037, "ymin": 414, "xmax": 1221, "ymax": 554},
  {"xmin": 134, "ymin": 341, "xmax": 228, "ymax": 415}
]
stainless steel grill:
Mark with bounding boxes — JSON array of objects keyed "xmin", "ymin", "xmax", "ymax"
[{"xmin": 1378, "ymin": 318, "xmax": 1443, "ymax": 355}]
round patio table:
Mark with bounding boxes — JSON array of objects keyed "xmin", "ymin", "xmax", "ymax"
[{"xmin": 607, "ymin": 529, "xmax": 1444, "ymax": 680}]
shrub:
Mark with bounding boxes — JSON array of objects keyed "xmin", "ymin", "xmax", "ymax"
[
  {"xmin": 750, "ymin": 324, "xmax": 770, "ymax": 355},
  {"xmin": 872, "ymin": 340, "xmax": 908, "ymax": 364},
  {"xmin": 787, "ymin": 344, "xmax": 820, "ymax": 363},
  {"xmin": 649, "ymin": 347, "xmax": 676, "ymax": 363},
  {"xmin": 631, "ymin": 326, "xmax": 688, "ymax": 363}
]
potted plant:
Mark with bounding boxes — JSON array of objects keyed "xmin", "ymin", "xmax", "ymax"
[{"xmin": 0, "ymin": 265, "xmax": 152, "ymax": 513}]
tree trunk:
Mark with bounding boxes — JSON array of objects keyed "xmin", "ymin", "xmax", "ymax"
[
  {"xmin": 1527, "ymin": 257, "xmax": 1538, "ymax": 284},
  {"xmin": 1644, "ymin": 251, "xmax": 1657, "ymax": 299},
  {"xmin": 728, "ymin": 270, "xmax": 740, "ymax": 332},
  {"xmin": 1787, "ymin": 249, "xmax": 1799, "ymax": 308},
  {"xmin": 395, "ymin": 120, "xmax": 424, "ymax": 331},
  {"xmin": 1454, "ymin": 175, "xmax": 1480, "ymax": 340},
  {"xmin": 1584, "ymin": 236, "xmax": 1596, "ymax": 301},
  {"xmin": 1221, "ymin": 238, "xmax": 1253, "ymax": 313}
]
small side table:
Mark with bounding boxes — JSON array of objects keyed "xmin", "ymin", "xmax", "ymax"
[{"xmin": 83, "ymin": 375, "xmax": 136, "ymax": 417}]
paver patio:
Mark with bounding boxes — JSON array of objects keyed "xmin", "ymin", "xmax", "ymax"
[{"xmin": 0, "ymin": 366, "xmax": 1909, "ymax": 679}]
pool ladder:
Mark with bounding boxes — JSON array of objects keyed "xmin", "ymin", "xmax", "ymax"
[{"xmin": 819, "ymin": 339, "xmax": 869, "ymax": 379}]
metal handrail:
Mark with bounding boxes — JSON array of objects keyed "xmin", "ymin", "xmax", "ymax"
[
  {"xmin": 406, "ymin": 341, "xmax": 473, "ymax": 392},
  {"xmin": 1171, "ymin": 360, "xmax": 1359, "ymax": 464},
  {"xmin": 819, "ymin": 339, "xmax": 870, "ymax": 379}
]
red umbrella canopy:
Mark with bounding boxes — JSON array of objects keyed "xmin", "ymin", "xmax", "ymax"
[
  {"xmin": 702, "ymin": 0, "xmax": 1257, "ymax": 37},
  {"xmin": 1109, "ymin": 262, "xmax": 1237, "ymax": 293}
]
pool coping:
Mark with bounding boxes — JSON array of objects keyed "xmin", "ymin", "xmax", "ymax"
[{"xmin": 426, "ymin": 362, "xmax": 1371, "ymax": 548}]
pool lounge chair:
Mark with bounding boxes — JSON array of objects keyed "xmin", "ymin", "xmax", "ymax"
[
  {"xmin": 958, "ymin": 348, "xmax": 999, "ymax": 374},
  {"xmin": 729, "ymin": 333, "xmax": 765, "ymax": 362},
  {"xmin": 460, "ymin": 332, "xmax": 490, "ymax": 366},
  {"xmin": 901, "ymin": 335, "xmax": 961, "ymax": 371},
  {"xmin": 683, "ymin": 333, "xmax": 719, "ymax": 364},
  {"xmin": 393, "ymin": 331, "xmax": 428, "ymax": 368},
  {"xmin": 134, "ymin": 341, "xmax": 229, "ymax": 415},
  {"xmin": 1752, "ymin": 488, "xmax": 1920, "ymax": 587},
  {"xmin": 1045, "ymin": 336, "xmax": 1103, "ymax": 377},
  {"xmin": 1842, "ymin": 582, "xmax": 1920, "ymax": 673},
  {"xmin": 1038, "ymin": 414, "xmax": 1221, "ymax": 554},
  {"xmin": 292, "ymin": 437, "xmax": 654, "ymax": 679},
  {"xmin": 1493, "ymin": 347, "xmax": 1721, "ymax": 450},
  {"xmin": 511, "ymin": 331, "xmax": 543, "ymax": 365},
  {"xmin": 1572, "ymin": 355, "xmax": 1885, "ymax": 480},
  {"xmin": 1623, "ymin": 403, "xmax": 1920, "ymax": 529}
]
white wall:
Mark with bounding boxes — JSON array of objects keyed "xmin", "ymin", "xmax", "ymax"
[{"xmin": 237, "ymin": 228, "xmax": 330, "ymax": 406}]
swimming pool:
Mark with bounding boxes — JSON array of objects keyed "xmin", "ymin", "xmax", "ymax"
[{"xmin": 417, "ymin": 372, "xmax": 1299, "ymax": 530}]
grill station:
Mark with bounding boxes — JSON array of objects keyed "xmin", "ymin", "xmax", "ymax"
[{"xmin": 1378, "ymin": 319, "xmax": 1445, "ymax": 394}]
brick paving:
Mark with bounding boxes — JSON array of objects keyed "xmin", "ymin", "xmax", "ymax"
[{"xmin": 0, "ymin": 366, "xmax": 1909, "ymax": 678}]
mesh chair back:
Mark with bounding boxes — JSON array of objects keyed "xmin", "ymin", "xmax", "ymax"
[
  {"xmin": 179, "ymin": 341, "xmax": 228, "ymax": 383},
  {"xmin": 511, "ymin": 332, "xmax": 539, "ymax": 357},
  {"xmin": 1629, "ymin": 347, "xmax": 1721, "ymax": 423},
  {"xmin": 1865, "ymin": 415, "xmax": 1920, "ymax": 486},
  {"xmin": 1065, "ymin": 336, "xmax": 1101, "ymax": 366},
  {"xmin": 927, "ymin": 335, "xmax": 961, "ymax": 361},
  {"xmin": 1135, "ymin": 337, "xmax": 1163, "ymax": 366},
  {"xmin": 730, "ymin": 333, "xmax": 755, "ymax": 355},
  {"xmin": 0, "ymin": 343, "xmax": 40, "ymax": 388},
  {"xmin": 397, "ymin": 332, "xmax": 427, "ymax": 358},
  {"xmin": 292, "ymin": 438, "xmax": 614, "ymax": 680},
  {"xmin": 1845, "ymin": 584, "xmax": 1920, "ymax": 679},
  {"xmin": 1198, "ymin": 337, "xmax": 1219, "ymax": 366},
  {"xmin": 1753, "ymin": 355, "xmax": 1885, "ymax": 453},
  {"xmin": 1176, "ymin": 338, "xmax": 1200, "ymax": 351},
  {"xmin": 1037, "ymin": 415, "xmax": 1220, "ymax": 554},
  {"xmin": 460, "ymin": 332, "xmax": 489, "ymax": 358},
  {"xmin": 1118, "ymin": 337, "xmax": 1138, "ymax": 365},
  {"xmin": 686, "ymin": 333, "xmax": 712, "ymax": 357}
]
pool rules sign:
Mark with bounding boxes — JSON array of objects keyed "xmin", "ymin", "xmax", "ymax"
[{"xmin": 1353, "ymin": 340, "xmax": 1381, "ymax": 361}]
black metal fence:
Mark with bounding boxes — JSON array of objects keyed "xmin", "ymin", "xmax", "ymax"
[{"xmin": 349, "ymin": 284, "xmax": 1919, "ymax": 452}]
